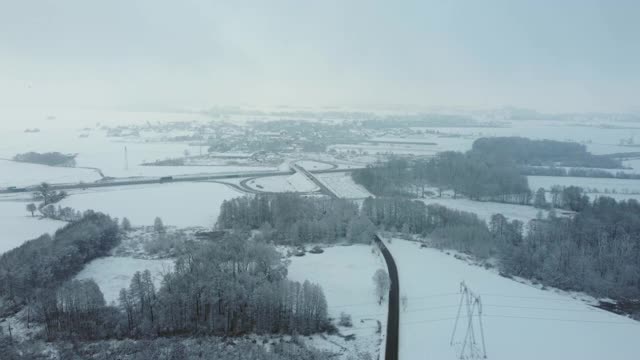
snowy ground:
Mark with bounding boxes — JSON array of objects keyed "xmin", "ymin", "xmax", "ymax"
[
  {"xmin": 287, "ymin": 244, "xmax": 388, "ymax": 360},
  {"xmin": 0, "ymin": 160, "xmax": 102, "ymax": 188},
  {"xmin": 386, "ymin": 238, "xmax": 640, "ymax": 360},
  {"xmin": 296, "ymin": 160, "xmax": 336, "ymax": 171},
  {"xmin": 74, "ymin": 256, "xmax": 174, "ymax": 304},
  {"xmin": 59, "ymin": 182, "xmax": 243, "ymax": 227},
  {"xmin": 245, "ymin": 173, "xmax": 319, "ymax": 193},
  {"xmin": 316, "ymin": 172, "xmax": 373, "ymax": 199},
  {"xmin": 0, "ymin": 193, "xmax": 66, "ymax": 254},
  {"xmin": 420, "ymin": 197, "xmax": 547, "ymax": 224}
]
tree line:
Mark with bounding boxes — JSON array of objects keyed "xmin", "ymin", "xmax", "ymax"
[
  {"xmin": 499, "ymin": 196, "xmax": 640, "ymax": 299},
  {"xmin": 521, "ymin": 165, "xmax": 640, "ymax": 180}
]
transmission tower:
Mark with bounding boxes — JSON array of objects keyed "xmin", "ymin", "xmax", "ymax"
[{"xmin": 450, "ymin": 281, "xmax": 487, "ymax": 359}]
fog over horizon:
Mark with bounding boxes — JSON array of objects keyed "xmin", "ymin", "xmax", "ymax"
[{"xmin": 1, "ymin": 0, "xmax": 639, "ymax": 113}]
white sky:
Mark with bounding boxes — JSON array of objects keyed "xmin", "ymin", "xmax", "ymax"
[{"xmin": 1, "ymin": 0, "xmax": 638, "ymax": 112}]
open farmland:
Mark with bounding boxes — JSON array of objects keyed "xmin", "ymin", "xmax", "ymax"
[
  {"xmin": 0, "ymin": 193, "xmax": 66, "ymax": 254},
  {"xmin": 74, "ymin": 256, "xmax": 174, "ymax": 304},
  {"xmin": 386, "ymin": 238, "xmax": 640, "ymax": 360},
  {"xmin": 58, "ymin": 182, "xmax": 243, "ymax": 227},
  {"xmin": 0, "ymin": 160, "xmax": 102, "ymax": 188},
  {"xmin": 316, "ymin": 171, "xmax": 373, "ymax": 199},
  {"xmin": 420, "ymin": 197, "xmax": 549, "ymax": 224},
  {"xmin": 528, "ymin": 175, "xmax": 640, "ymax": 201},
  {"xmin": 287, "ymin": 244, "xmax": 388, "ymax": 360},
  {"xmin": 244, "ymin": 173, "xmax": 319, "ymax": 193}
]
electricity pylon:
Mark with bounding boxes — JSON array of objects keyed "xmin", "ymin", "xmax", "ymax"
[{"xmin": 450, "ymin": 281, "xmax": 487, "ymax": 359}]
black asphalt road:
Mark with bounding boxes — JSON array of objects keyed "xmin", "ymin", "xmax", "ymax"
[{"xmin": 375, "ymin": 234, "xmax": 400, "ymax": 360}]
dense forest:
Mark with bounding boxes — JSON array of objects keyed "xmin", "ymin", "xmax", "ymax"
[
  {"xmin": 352, "ymin": 137, "xmax": 628, "ymax": 203},
  {"xmin": 499, "ymin": 196, "xmax": 640, "ymax": 299},
  {"xmin": 1, "ymin": 221, "xmax": 330, "ymax": 346},
  {"xmin": 217, "ymin": 194, "xmax": 376, "ymax": 244},
  {"xmin": 471, "ymin": 137, "xmax": 622, "ymax": 168},
  {"xmin": 353, "ymin": 153, "xmax": 531, "ymax": 203},
  {"xmin": 13, "ymin": 152, "xmax": 77, "ymax": 167},
  {"xmin": 0, "ymin": 211, "xmax": 120, "ymax": 314}
]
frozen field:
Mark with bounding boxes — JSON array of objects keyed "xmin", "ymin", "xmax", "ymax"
[
  {"xmin": 386, "ymin": 239, "xmax": 640, "ymax": 360},
  {"xmin": 287, "ymin": 244, "xmax": 388, "ymax": 359},
  {"xmin": 421, "ymin": 197, "xmax": 546, "ymax": 224},
  {"xmin": 75, "ymin": 256, "xmax": 174, "ymax": 304},
  {"xmin": 296, "ymin": 160, "xmax": 336, "ymax": 171},
  {"xmin": 59, "ymin": 182, "xmax": 243, "ymax": 227},
  {"xmin": 245, "ymin": 173, "xmax": 319, "ymax": 193},
  {"xmin": 528, "ymin": 175, "xmax": 640, "ymax": 201},
  {"xmin": 0, "ymin": 194, "xmax": 66, "ymax": 254},
  {"xmin": 0, "ymin": 159, "xmax": 102, "ymax": 188},
  {"xmin": 316, "ymin": 172, "xmax": 373, "ymax": 199}
]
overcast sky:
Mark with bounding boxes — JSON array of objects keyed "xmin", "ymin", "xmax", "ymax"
[{"xmin": 1, "ymin": 0, "xmax": 638, "ymax": 112}]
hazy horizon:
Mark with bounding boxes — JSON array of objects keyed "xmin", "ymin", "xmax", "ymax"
[{"xmin": 1, "ymin": 0, "xmax": 639, "ymax": 113}]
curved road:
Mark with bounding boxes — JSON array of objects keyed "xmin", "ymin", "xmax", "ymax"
[{"xmin": 375, "ymin": 234, "xmax": 400, "ymax": 360}]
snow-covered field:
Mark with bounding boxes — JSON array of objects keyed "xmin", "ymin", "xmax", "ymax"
[
  {"xmin": 59, "ymin": 182, "xmax": 243, "ymax": 227},
  {"xmin": 386, "ymin": 239, "xmax": 640, "ymax": 360},
  {"xmin": 245, "ymin": 173, "xmax": 319, "ymax": 193},
  {"xmin": 0, "ymin": 160, "xmax": 102, "ymax": 188},
  {"xmin": 75, "ymin": 256, "xmax": 174, "ymax": 304},
  {"xmin": 316, "ymin": 172, "xmax": 373, "ymax": 199},
  {"xmin": 287, "ymin": 244, "xmax": 388, "ymax": 359},
  {"xmin": 421, "ymin": 197, "xmax": 546, "ymax": 224},
  {"xmin": 296, "ymin": 160, "xmax": 336, "ymax": 171},
  {"xmin": 0, "ymin": 194, "xmax": 66, "ymax": 254},
  {"xmin": 528, "ymin": 175, "xmax": 640, "ymax": 201}
]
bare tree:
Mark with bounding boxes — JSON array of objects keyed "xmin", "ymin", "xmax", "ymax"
[
  {"xmin": 26, "ymin": 203, "xmax": 36, "ymax": 217},
  {"xmin": 154, "ymin": 217, "xmax": 165, "ymax": 233},
  {"xmin": 373, "ymin": 269, "xmax": 390, "ymax": 305},
  {"xmin": 122, "ymin": 217, "xmax": 132, "ymax": 231}
]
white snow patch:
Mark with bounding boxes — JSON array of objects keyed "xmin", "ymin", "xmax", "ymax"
[
  {"xmin": 316, "ymin": 172, "xmax": 373, "ymax": 199},
  {"xmin": 246, "ymin": 174, "xmax": 319, "ymax": 193},
  {"xmin": 386, "ymin": 238, "xmax": 640, "ymax": 360},
  {"xmin": 288, "ymin": 244, "xmax": 387, "ymax": 359},
  {"xmin": 0, "ymin": 194, "xmax": 66, "ymax": 254},
  {"xmin": 420, "ymin": 197, "xmax": 546, "ymax": 223},
  {"xmin": 0, "ymin": 160, "xmax": 102, "ymax": 188},
  {"xmin": 75, "ymin": 256, "xmax": 174, "ymax": 304},
  {"xmin": 59, "ymin": 182, "xmax": 243, "ymax": 227}
]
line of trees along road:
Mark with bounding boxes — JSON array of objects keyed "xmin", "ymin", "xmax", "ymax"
[{"xmin": 360, "ymin": 194, "xmax": 640, "ymax": 301}]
